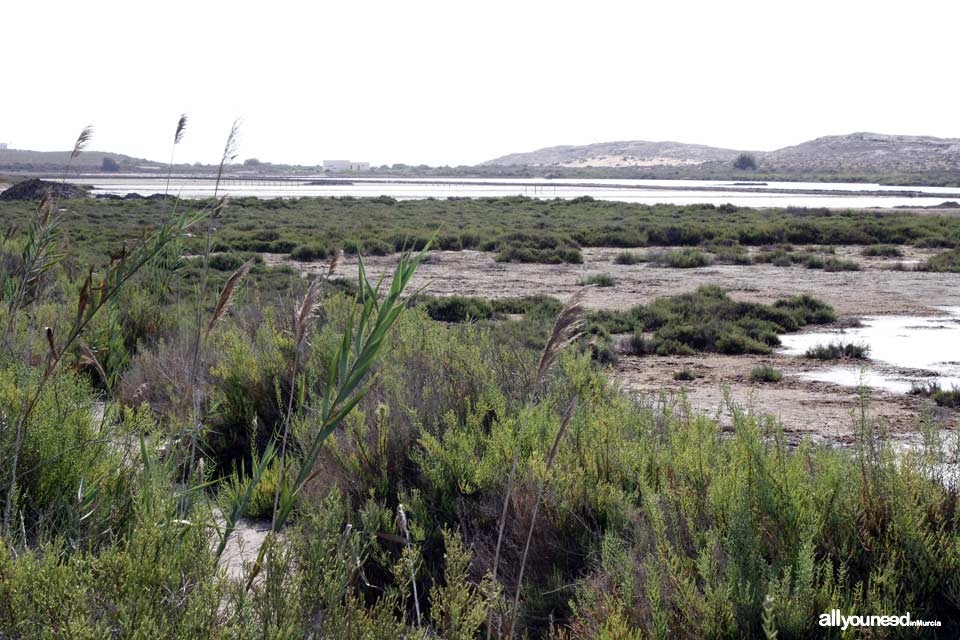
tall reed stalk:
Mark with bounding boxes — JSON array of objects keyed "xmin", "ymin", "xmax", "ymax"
[
  {"xmin": 238, "ymin": 246, "xmax": 429, "ymax": 588},
  {"xmin": 487, "ymin": 291, "xmax": 584, "ymax": 638},
  {"xmin": 0, "ymin": 126, "xmax": 202, "ymax": 534},
  {"xmin": 182, "ymin": 120, "xmax": 240, "ymax": 496}
]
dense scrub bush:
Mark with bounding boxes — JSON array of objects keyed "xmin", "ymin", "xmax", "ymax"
[
  {"xmin": 921, "ymin": 247, "xmax": 960, "ymax": 272},
  {"xmin": 290, "ymin": 244, "xmax": 331, "ymax": 261},
  {"xmin": 417, "ymin": 295, "xmax": 494, "ymax": 322},
  {"xmin": 589, "ymin": 286, "xmax": 835, "ymax": 356}
]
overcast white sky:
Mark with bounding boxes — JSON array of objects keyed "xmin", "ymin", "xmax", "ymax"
[{"xmin": 2, "ymin": 1, "xmax": 958, "ymax": 166}]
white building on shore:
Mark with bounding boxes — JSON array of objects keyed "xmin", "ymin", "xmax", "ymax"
[
  {"xmin": 0, "ymin": 143, "xmax": 8, "ymax": 150},
  {"xmin": 323, "ymin": 159, "xmax": 370, "ymax": 172}
]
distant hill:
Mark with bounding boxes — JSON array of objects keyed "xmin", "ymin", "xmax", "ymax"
[
  {"xmin": 761, "ymin": 133, "xmax": 960, "ymax": 173},
  {"xmin": 483, "ymin": 140, "xmax": 741, "ymax": 168},
  {"xmin": 484, "ymin": 133, "xmax": 960, "ymax": 174},
  {"xmin": 0, "ymin": 149, "xmax": 163, "ymax": 172}
]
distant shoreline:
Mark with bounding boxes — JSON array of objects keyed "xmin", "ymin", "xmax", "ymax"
[{"xmin": 42, "ymin": 174, "xmax": 960, "ymax": 200}]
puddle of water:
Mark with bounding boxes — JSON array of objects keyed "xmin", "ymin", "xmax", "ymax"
[{"xmin": 779, "ymin": 307, "xmax": 960, "ymax": 393}]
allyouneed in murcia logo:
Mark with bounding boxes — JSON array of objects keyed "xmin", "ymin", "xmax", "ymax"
[{"xmin": 819, "ymin": 609, "xmax": 941, "ymax": 630}]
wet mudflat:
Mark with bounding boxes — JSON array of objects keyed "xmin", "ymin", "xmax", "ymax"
[{"xmin": 270, "ymin": 246, "xmax": 960, "ymax": 445}]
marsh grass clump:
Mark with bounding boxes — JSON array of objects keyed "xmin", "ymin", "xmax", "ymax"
[
  {"xmin": 708, "ymin": 244, "xmax": 753, "ymax": 265},
  {"xmin": 805, "ymin": 341, "xmax": 870, "ymax": 360},
  {"xmin": 579, "ymin": 273, "xmax": 616, "ymax": 287},
  {"xmin": 648, "ymin": 247, "xmax": 713, "ymax": 268},
  {"xmin": 613, "ymin": 250, "xmax": 644, "ymax": 265},
  {"xmin": 863, "ymin": 245, "xmax": 904, "ymax": 257},
  {"xmin": 908, "ymin": 381, "xmax": 960, "ymax": 408},
  {"xmin": 750, "ymin": 364, "xmax": 783, "ymax": 383},
  {"xmin": 672, "ymin": 367, "xmax": 700, "ymax": 381},
  {"xmin": 823, "ymin": 257, "xmax": 861, "ymax": 272}
]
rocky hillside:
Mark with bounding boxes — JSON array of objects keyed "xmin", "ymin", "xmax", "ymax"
[
  {"xmin": 485, "ymin": 133, "xmax": 960, "ymax": 174},
  {"xmin": 761, "ymin": 133, "xmax": 960, "ymax": 173},
  {"xmin": 483, "ymin": 140, "xmax": 741, "ymax": 168}
]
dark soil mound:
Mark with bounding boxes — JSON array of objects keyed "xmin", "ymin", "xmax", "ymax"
[{"xmin": 0, "ymin": 178, "xmax": 89, "ymax": 201}]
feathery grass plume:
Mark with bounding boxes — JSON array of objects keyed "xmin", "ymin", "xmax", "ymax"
[
  {"xmin": 71, "ymin": 126, "xmax": 94, "ymax": 159},
  {"xmin": 213, "ymin": 119, "xmax": 241, "ymax": 199},
  {"xmin": 270, "ymin": 275, "xmax": 323, "ymax": 528},
  {"xmin": 165, "ymin": 113, "xmax": 188, "ymax": 195},
  {"xmin": 206, "ymin": 258, "xmax": 254, "ymax": 333},
  {"xmin": 212, "ymin": 195, "xmax": 229, "ymax": 219},
  {"xmin": 77, "ymin": 342, "xmax": 108, "ymax": 386},
  {"xmin": 509, "ymin": 396, "xmax": 577, "ymax": 639},
  {"xmin": 6, "ymin": 193, "xmax": 62, "ymax": 328},
  {"xmin": 174, "ymin": 114, "xmax": 188, "ymax": 145},
  {"xmin": 535, "ymin": 289, "xmax": 586, "ymax": 386},
  {"xmin": 327, "ymin": 249, "xmax": 342, "ymax": 279},
  {"xmin": 294, "ymin": 277, "xmax": 323, "ymax": 344}
]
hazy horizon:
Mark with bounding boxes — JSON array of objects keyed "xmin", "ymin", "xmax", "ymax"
[{"xmin": 3, "ymin": 0, "xmax": 959, "ymax": 166}]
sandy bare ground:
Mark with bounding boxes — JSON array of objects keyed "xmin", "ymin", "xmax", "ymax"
[
  {"xmin": 266, "ymin": 245, "xmax": 960, "ymax": 317},
  {"xmin": 615, "ymin": 351, "xmax": 957, "ymax": 444},
  {"xmin": 212, "ymin": 507, "xmax": 272, "ymax": 581},
  {"xmin": 267, "ymin": 247, "xmax": 960, "ymax": 444}
]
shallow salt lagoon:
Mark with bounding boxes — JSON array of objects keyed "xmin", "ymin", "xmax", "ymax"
[{"xmin": 779, "ymin": 307, "xmax": 960, "ymax": 394}]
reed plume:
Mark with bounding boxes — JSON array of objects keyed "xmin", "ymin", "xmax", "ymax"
[
  {"xmin": 174, "ymin": 114, "xmax": 188, "ymax": 145},
  {"xmin": 271, "ymin": 276, "xmax": 323, "ymax": 530},
  {"xmin": 165, "ymin": 113, "xmax": 188, "ymax": 196},
  {"xmin": 326, "ymin": 249, "xmax": 342, "ymax": 279},
  {"xmin": 535, "ymin": 290, "xmax": 586, "ymax": 386},
  {"xmin": 71, "ymin": 126, "xmax": 94, "ymax": 159},
  {"xmin": 206, "ymin": 258, "xmax": 254, "ymax": 333}
]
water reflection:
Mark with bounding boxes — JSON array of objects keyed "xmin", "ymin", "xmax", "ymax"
[{"xmin": 779, "ymin": 308, "xmax": 960, "ymax": 393}]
